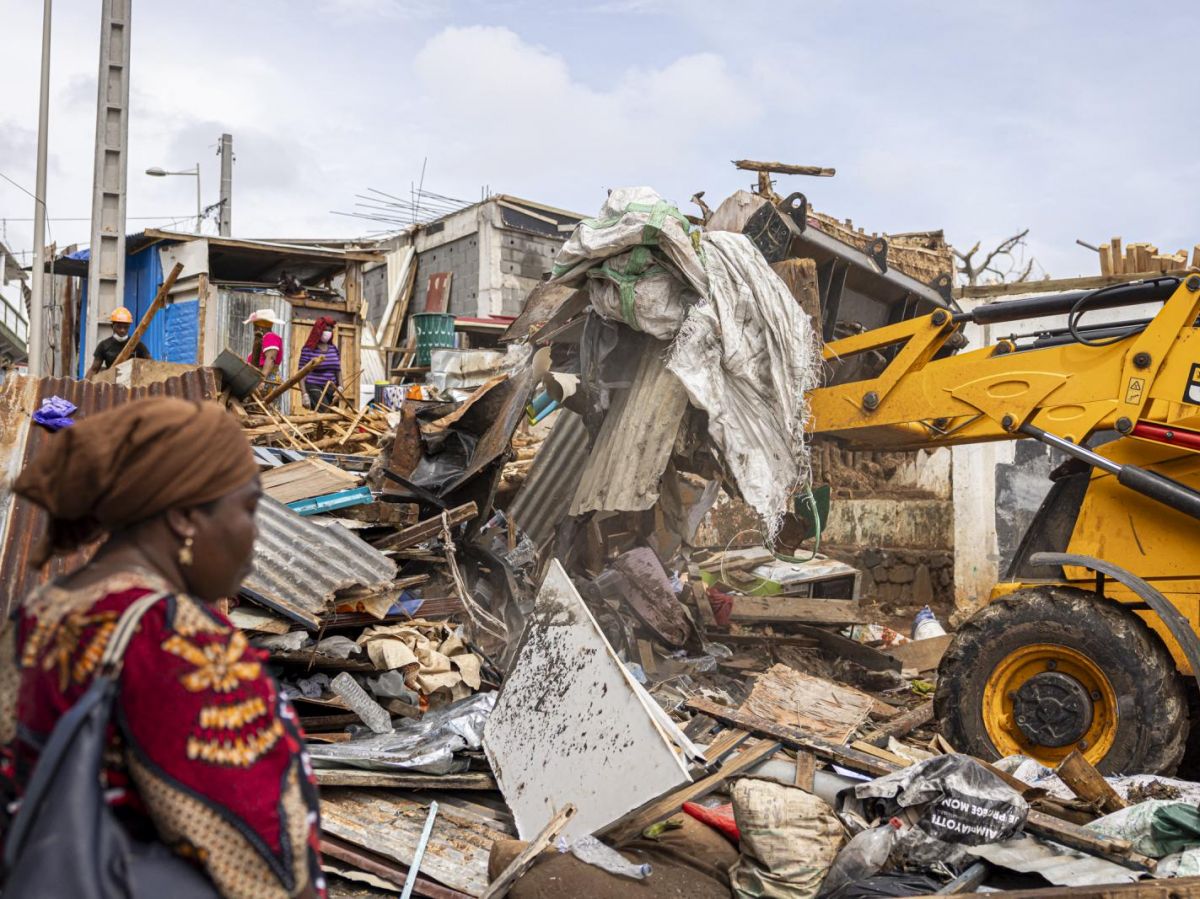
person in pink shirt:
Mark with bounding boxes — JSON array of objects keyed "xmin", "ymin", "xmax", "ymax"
[{"xmin": 244, "ymin": 308, "xmax": 284, "ymax": 389}]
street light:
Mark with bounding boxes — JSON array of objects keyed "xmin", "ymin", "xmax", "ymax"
[{"xmin": 146, "ymin": 163, "xmax": 201, "ymax": 233}]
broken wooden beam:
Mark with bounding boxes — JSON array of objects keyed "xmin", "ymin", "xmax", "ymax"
[
  {"xmin": 1056, "ymin": 750, "xmax": 1128, "ymax": 816},
  {"xmin": 372, "ymin": 502, "xmax": 478, "ymax": 551},
  {"xmin": 332, "ymin": 501, "xmax": 420, "ymax": 527},
  {"xmin": 685, "ymin": 697, "xmax": 899, "ymax": 778},
  {"xmin": 602, "ymin": 738, "xmax": 780, "ymax": 846},
  {"xmin": 1024, "ymin": 809, "xmax": 1155, "ymax": 873},
  {"xmin": 884, "ymin": 635, "xmax": 952, "ymax": 672},
  {"xmin": 858, "ymin": 701, "xmax": 935, "ymax": 748},
  {"xmin": 733, "ymin": 159, "xmax": 836, "ymax": 177},
  {"xmin": 314, "ymin": 770, "xmax": 497, "ymax": 790},
  {"xmin": 261, "ymin": 354, "xmax": 325, "ymax": 405},
  {"xmin": 110, "ymin": 261, "xmax": 184, "ymax": 368},
  {"xmin": 480, "ymin": 803, "xmax": 576, "ymax": 899},
  {"xmin": 729, "ymin": 596, "xmax": 862, "ymax": 626}
]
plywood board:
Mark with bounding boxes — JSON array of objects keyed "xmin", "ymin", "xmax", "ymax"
[
  {"xmin": 483, "ymin": 560, "xmax": 692, "ymax": 842},
  {"xmin": 741, "ymin": 663, "xmax": 875, "ymax": 743},
  {"xmin": 261, "ymin": 457, "xmax": 361, "ymax": 505}
]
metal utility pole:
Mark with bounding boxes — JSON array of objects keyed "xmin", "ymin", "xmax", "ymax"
[
  {"xmin": 86, "ymin": 0, "xmax": 132, "ymax": 366},
  {"xmin": 28, "ymin": 0, "xmax": 52, "ymax": 376},
  {"xmin": 218, "ymin": 132, "xmax": 233, "ymax": 236}
]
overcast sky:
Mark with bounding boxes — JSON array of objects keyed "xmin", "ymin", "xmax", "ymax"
[{"xmin": 1, "ymin": 0, "xmax": 1196, "ymax": 281}]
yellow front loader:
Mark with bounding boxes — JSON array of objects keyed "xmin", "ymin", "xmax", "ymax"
[{"xmin": 807, "ymin": 272, "xmax": 1200, "ymax": 774}]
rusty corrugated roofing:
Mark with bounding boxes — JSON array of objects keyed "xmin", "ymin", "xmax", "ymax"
[
  {"xmin": 507, "ymin": 409, "xmax": 589, "ymax": 548},
  {"xmin": 0, "ymin": 370, "xmax": 220, "ymax": 615},
  {"xmin": 243, "ymin": 497, "xmax": 397, "ymax": 629}
]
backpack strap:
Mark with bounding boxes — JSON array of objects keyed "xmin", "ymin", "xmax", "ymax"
[{"xmin": 100, "ymin": 591, "xmax": 170, "ymax": 673}]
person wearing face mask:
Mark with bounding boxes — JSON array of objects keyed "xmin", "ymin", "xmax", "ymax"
[
  {"xmin": 86, "ymin": 307, "xmax": 151, "ymax": 378},
  {"xmin": 297, "ymin": 316, "xmax": 341, "ymax": 411}
]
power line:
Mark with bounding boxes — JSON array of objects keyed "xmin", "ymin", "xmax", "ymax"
[{"xmin": 0, "ymin": 214, "xmax": 196, "ymax": 222}]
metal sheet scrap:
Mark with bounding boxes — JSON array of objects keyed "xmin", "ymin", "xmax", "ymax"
[{"xmin": 243, "ymin": 495, "xmax": 397, "ymax": 629}]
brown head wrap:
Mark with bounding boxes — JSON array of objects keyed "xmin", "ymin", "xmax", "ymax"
[{"xmin": 15, "ymin": 397, "xmax": 259, "ymax": 564}]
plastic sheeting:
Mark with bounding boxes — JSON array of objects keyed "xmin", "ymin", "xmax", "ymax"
[
  {"xmin": 843, "ymin": 754, "xmax": 1029, "ymax": 870},
  {"xmin": 551, "ymin": 187, "xmax": 821, "ymax": 533},
  {"xmin": 306, "ymin": 691, "xmax": 494, "ymax": 774}
]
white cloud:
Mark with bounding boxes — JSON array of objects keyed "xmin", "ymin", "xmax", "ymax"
[{"xmin": 408, "ymin": 26, "xmax": 760, "ymax": 211}]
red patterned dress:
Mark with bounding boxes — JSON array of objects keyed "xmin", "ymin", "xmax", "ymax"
[{"xmin": 5, "ymin": 570, "xmax": 325, "ymax": 899}]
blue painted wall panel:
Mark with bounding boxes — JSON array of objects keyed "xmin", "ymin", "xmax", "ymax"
[
  {"xmin": 161, "ymin": 301, "xmax": 199, "ymax": 364},
  {"xmin": 75, "ymin": 242, "xmax": 202, "ymax": 375}
]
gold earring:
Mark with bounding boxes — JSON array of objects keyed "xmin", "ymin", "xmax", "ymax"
[{"xmin": 178, "ymin": 534, "xmax": 195, "ymax": 567}]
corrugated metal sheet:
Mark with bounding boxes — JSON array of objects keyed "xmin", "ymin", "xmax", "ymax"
[
  {"xmin": 507, "ymin": 409, "xmax": 588, "ymax": 547},
  {"xmin": 243, "ymin": 496, "xmax": 397, "ymax": 629},
  {"xmin": 215, "ymin": 288, "xmax": 293, "ymax": 414},
  {"xmin": 570, "ymin": 339, "xmax": 689, "ymax": 515},
  {"xmin": 0, "ymin": 369, "xmax": 220, "ymax": 614}
]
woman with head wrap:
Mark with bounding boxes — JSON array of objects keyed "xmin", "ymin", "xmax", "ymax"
[
  {"xmin": 298, "ymin": 316, "xmax": 341, "ymax": 411},
  {"xmin": 2, "ymin": 398, "xmax": 325, "ymax": 899}
]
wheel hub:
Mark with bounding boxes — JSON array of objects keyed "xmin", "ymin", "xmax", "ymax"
[{"xmin": 1011, "ymin": 671, "xmax": 1094, "ymax": 748}]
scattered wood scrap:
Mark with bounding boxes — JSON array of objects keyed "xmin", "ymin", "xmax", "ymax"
[{"xmin": 741, "ymin": 663, "xmax": 875, "ymax": 743}]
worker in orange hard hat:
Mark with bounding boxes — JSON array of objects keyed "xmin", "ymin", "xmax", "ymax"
[{"xmin": 86, "ymin": 306, "xmax": 152, "ymax": 379}]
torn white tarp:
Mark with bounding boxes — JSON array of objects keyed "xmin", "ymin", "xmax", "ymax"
[
  {"xmin": 552, "ymin": 187, "xmax": 821, "ymax": 533},
  {"xmin": 483, "ymin": 560, "xmax": 693, "ymax": 842}
]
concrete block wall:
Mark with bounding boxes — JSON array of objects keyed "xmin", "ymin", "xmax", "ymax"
[
  {"xmin": 413, "ymin": 233, "xmax": 480, "ymax": 317},
  {"xmin": 497, "ymin": 231, "xmax": 561, "ymax": 316}
]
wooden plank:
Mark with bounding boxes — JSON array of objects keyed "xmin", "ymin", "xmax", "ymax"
[
  {"xmin": 934, "ymin": 875, "xmax": 1200, "ymax": 898},
  {"xmin": 332, "ymin": 501, "xmax": 420, "ymax": 527},
  {"xmin": 1111, "ymin": 237, "xmax": 1123, "ymax": 274},
  {"xmin": 479, "ymin": 803, "xmax": 576, "ymax": 899},
  {"xmin": 636, "ymin": 639, "xmax": 658, "ymax": 676},
  {"xmin": 315, "ymin": 770, "xmax": 497, "ymax": 790},
  {"xmin": 794, "ymin": 750, "xmax": 816, "ymax": 791},
  {"xmin": 789, "ymin": 623, "xmax": 902, "ymax": 672},
  {"xmin": 858, "ymin": 701, "xmax": 934, "ymax": 747},
  {"xmin": 883, "ymin": 635, "xmax": 952, "ymax": 672},
  {"xmin": 733, "ymin": 159, "xmax": 836, "ymax": 177},
  {"xmin": 955, "ymin": 270, "xmax": 1176, "ymax": 299},
  {"xmin": 730, "ymin": 596, "xmax": 862, "ymax": 625},
  {"xmin": 261, "ymin": 457, "xmax": 361, "ymax": 505},
  {"xmin": 1057, "ymin": 750, "xmax": 1128, "ymax": 815},
  {"xmin": 685, "ymin": 697, "xmax": 896, "ymax": 777},
  {"xmin": 601, "ymin": 738, "xmax": 780, "ymax": 846},
  {"xmin": 701, "ymin": 728, "xmax": 750, "ymax": 765},
  {"xmin": 1025, "ymin": 809, "xmax": 1155, "ymax": 873},
  {"xmin": 321, "ymin": 789, "xmax": 502, "ymax": 896},
  {"xmin": 320, "ymin": 834, "xmax": 472, "ymax": 899},
  {"xmin": 691, "ymin": 582, "xmax": 718, "ymax": 628},
  {"xmin": 850, "ymin": 740, "xmax": 913, "ymax": 767},
  {"xmin": 705, "ymin": 632, "xmax": 818, "ymax": 648},
  {"xmin": 1098, "ymin": 244, "xmax": 1113, "ymax": 276},
  {"xmin": 261, "ymin": 354, "xmax": 326, "ymax": 405},
  {"xmin": 372, "ymin": 502, "xmax": 478, "ymax": 551}
]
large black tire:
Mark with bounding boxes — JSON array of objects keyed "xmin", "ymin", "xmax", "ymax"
[{"xmin": 935, "ymin": 586, "xmax": 1187, "ymax": 775}]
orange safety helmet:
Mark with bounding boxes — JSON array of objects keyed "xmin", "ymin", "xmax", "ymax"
[{"xmin": 110, "ymin": 307, "xmax": 134, "ymax": 324}]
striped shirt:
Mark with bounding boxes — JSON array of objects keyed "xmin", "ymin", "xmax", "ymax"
[{"xmin": 299, "ymin": 342, "xmax": 341, "ymax": 389}]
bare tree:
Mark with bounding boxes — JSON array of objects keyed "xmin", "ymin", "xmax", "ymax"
[{"xmin": 953, "ymin": 229, "xmax": 1043, "ymax": 286}]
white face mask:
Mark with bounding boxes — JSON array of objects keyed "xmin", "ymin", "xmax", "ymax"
[
  {"xmin": 321, "ymin": 330, "xmax": 333, "ymax": 342},
  {"xmin": 113, "ymin": 332, "xmax": 130, "ymax": 342}
]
